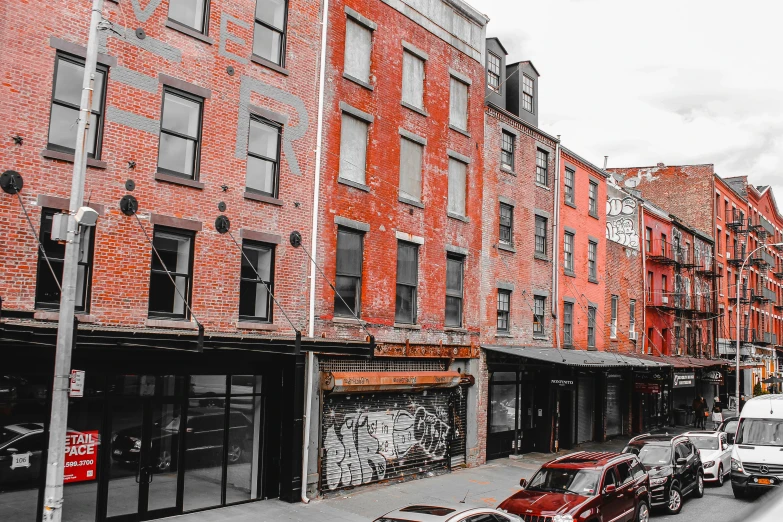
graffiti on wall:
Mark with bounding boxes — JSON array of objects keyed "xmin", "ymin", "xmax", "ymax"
[
  {"xmin": 322, "ymin": 396, "xmax": 452, "ymax": 491},
  {"xmin": 606, "ymin": 180, "xmax": 640, "ymax": 249}
]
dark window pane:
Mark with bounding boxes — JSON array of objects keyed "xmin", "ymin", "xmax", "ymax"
[
  {"xmin": 334, "ymin": 275, "xmax": 359, "ymax": 317},
  {"xmin": 336, "ymin": 229, "xmax": 363, "ymax": 276},
  {"xmin": 446, "ymin": 257, "xmax": 463, "ymax": 295},
  {"xmin": 396, "ymin": 243, "xmax": 418, "ymax": 285},
  {"xmin": 445, "ymin": 295, "xmax": 462, "ymax": 326},
  {"xmin": 395, "ymin": 284, "xmax": 416, "ymax": 324},
  {"xmin": 183, "ymin": 409, "xmax": 225, "ymax": 511}
]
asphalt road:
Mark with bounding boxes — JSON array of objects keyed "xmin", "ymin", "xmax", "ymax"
[{"xmin": 651, "ymin": 478, "xmax": 774, "ymax": 522}]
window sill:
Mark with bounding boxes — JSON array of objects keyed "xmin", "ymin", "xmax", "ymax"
[
  {"xmin": 244, "ymin": 191, "xmax": 283, "ymax": 206},
  {"xmin": 251, "ymin": 54, "xmax": 290, "ymax": 76},
  {"xmin": 399, "ymin": 196, "xmax": 424, "ymax": 208},
  {"xmin": 41, "ymin": 149, "xmax": 107, "ymax": 169},
  {"xmin": 34, "ymin": 311, "xmax": 96, "ymax": 323},
  {"xmin": 447, "ymin": 211, "xmax": 469, "ymax": 223},
  {"xmin": 165, "ymin": 19, "xmax": 214, "ymax": 45},
  {"xmin": 155, "ymin": 171, "xmax": 205, "ymax": 189},
  {"xmin": 146, "ymin": 318, "xmax": 199, "ymax": 330},
  {"xmin": 343, "ymin": 73, "xmax": 374, "ymax": 91},
  {"xmin": 535, "ymin": 182, "xmax": 551, "ymax": 191},
  {"xmin": 394, "ymin": 323, "xmax": 422, "ymax": 330},
  {"xmin": 564, "ymin": 270, "xmax": 576, "ymax": 278},
  {"xmin": 589, "ymin": 212, "xmax": 599, "ymax": 220},
  {"xmin": 332, "ymin": 316, "xmax": 367, "ymax": 326},
  {"xmin": 401, "ymin": 101, "xmax": 428, "ymax": 117},
  {"xmin": 338, "ymin": 177, "xmax": 370, "ymax": 192},
  {"xmin": 500, "ymin": 165, "xmax": 516, "ymax": 176},
  {"xmin": 588, "ymin": 277, "xmax": 599, "ymax": 284},
  {"xmin": 564, "ymin": 200, "xmax": 577, "ymax": 209},
  {"xmin": 444, "ymin": 326, "xmax": 468, "ymax": 333},
  {"xmin": 495, "ymin": 333, "xmax": 513, "ymax": 338},
  {"xmin": 237, "ymin": 321, "xmax": 279, "ymax": 331},
  {"xmin": 534, "ymin": 253, "xmax": 550, "ymax": 262},
  {"xmin": 449, "ymin": 124, "xmax": 471, "ymax": 138},
  {"xmin": 533, "ymin": 335, "xmax": 549, "ymax": 341},
  {"xmin": 497, "ymin": 243, "xmax": 516, "ymax": 253}
]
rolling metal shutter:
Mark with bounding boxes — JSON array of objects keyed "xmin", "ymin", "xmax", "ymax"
[
  {"xmin": 449, "ymin": 385, "xmax": 468, "ymax": 468},
  {"xmin": 606, "ymin": 380, "xmax": 623, "ymax": 437},
  {"xmin": 320, "ymin": 390, "xmax": 454, "ymax": 493},
  {"xmin": 577, "ymin": 376, "xmax": 594, "ymax": 444}
]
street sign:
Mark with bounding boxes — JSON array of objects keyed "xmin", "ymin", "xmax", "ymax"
[
  {"xmin": 69, "ymin": 370, "xmax": 85, "ymax": 398},
  {"xmin": 673, "ymin": 372, "xmax": 695, "ymax": 388}
]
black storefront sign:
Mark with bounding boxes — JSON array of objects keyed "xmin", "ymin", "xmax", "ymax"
[
  {"xmin": 551, "ymin": 378, "xmax": 575, "ymax": 390},
  {"xmin": 703, "ymin": 370, "xmax": 724, "ymax": 385},
  {"xmin": 673, "ymin": 372, "xmax": 696, "ymax": 388}
]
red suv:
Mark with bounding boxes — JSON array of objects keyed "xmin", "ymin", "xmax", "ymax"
[{"xmin": 498, "ymin": 451, "xmax": 650, "ymax": 522}]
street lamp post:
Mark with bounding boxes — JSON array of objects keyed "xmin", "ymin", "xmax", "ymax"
[{"xmin": 735, "ymin": 242, "xmax": 783, "ymax": 415}]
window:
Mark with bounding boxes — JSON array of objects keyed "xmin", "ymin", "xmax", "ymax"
[
  {"xmin": 662, "ymin": 274, "xmax": 668, "ymax": 293},
  {"xmin": 587, "ymin": 306, "xmax": 596, "ymax": 348},
  {"xmin": 645, "ymin": 227, "xmax": 652, "ymax": 252},
  {"xmin": 564, "ymin": 232, "xmax": 574, "ymax": 273},
  {"xmin": 563, "ymin": 302, "xmax": 573, "ymax": 347},
  {"xmin": 487, "ymin": 52, "xmax": 501, "ymax": 92},
  {"xmin": 610, "ymin": 295, "xmax": 618, "ymax": 338},
  {"xmin": 499, "ymin": 203, "xmax": 513, "ymax": 244},
  {"xmin": 449, "ymin": 76, "xmax": 468, "ymax": 130},
  {"xmin": 239, "ymin": 241, "xmax": 274, "ymax": 322},
  {"xmin": 253, "ymin": 0, "xmax": 288, "ymax": 65},
  {"xmin": 497, "ymin": 290, "xmax": 510, "ymax": 332},
  {"xmin": 148, "ymin": 228, "xmax": 194, "ymax": 319},
  {"xmin": 501, "ymin": 131, "xmax": 514, "ymax": 169},
  {"xmin": 536, "ymin": 149, "xmax": 548, "ymax": 185},
  {"xmin": 588, "ymin": 181, "xmax": 598, "ymax": 216},
  {"xmin": 629, "ymin": 299, "xmax": 636, "ymax": 333},
  {"xmin": 334, "ymin": 228, "xmax": 363, "ymax": 317},
  {"xmin": 522, "ymin": 74, "xmax": 534, "ymax": 113},
  {"xmin": 395, "ymin": 241, "xmax": 418, "ymax": 324},
  {"xmin": 399, "ymin": 138, "xmax": 423, "ymax": 202},
  {"xmin": 344, "ymin": 18, "xmax": 372, "ymax": 84},
  {"xmin": 564, "ymin": 168, "xmax": 575, "ymax": 204},
  {"xmin": 402, "ymin": 51, "xmax": 424, "ymax": 109},
  {"xmin": 647, "ymin": 271, "xmax": 653, "ymax": 301},
  {"xmin": 168, "ymin": 0, "xmax": 209, "ymax": 33},
  {"xmin": 338, "ymin": 112, "xmax": 369, "ymax": 185},
  {"xmin": 535, "ymin": 215, "xmax": 547, "ymax": 255},
  {"xmin": 35, "ymin": 209, "xmax": 94, "ymax": 312},
  {"xmin": 445, "ymin": 255, "xmax": 464, "ymax": 327},
  {"xmin": 246, "ymin": 117, "xmax": 281, "ymax": 196},
  {"xmin": 616, "ymin": 462, "xmax": 632, "ymax": 485},
  {"xmin": 448, "ymin": 158, "xmax": 467, "ymax": 217},
  {"xmin": 158, "ymin": 89, "xmax": 203, "ymax": 179},
  {"xmin": 533, "ymin": 296, "xmax": 545, "ymax": 336},
  {"xmin": 588, "ymin": 240, "xmax": 597, "ymax": 280},
  {"xmin": 47, "ymin": 54, "xmax": 107, "ymax": 158}
]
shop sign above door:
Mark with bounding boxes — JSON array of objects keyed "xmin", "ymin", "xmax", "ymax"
[
  {"xmin": 703, "ymin": 370, "xmax": 724, "ymax": 384},
  {"xmin": 673, "ymin": 372, "xmax": 696, "ymax": 388},
  {"xmin": 551, "ymin": 378, "xmax": 575, "ymax": 389}
]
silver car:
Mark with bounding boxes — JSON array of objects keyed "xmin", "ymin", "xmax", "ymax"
[
  {"xmin": 374, "ymin": 504, "xmax": 522, "ymax": 522},
  {"xmin": 685, "ymin": 430, "xmax": 732, "ymax": 485}
]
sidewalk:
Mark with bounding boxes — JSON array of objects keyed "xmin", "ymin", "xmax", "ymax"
[{"xmin": 165, "ymin": 427, "xmax": 692, "ymax": 522}]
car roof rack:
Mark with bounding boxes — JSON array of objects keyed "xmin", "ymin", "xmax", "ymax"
[{"xmin": 627, "ymin": 433, "xmax": 651, "ymax": 443}]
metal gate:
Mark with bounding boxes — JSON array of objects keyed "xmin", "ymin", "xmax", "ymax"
[
  {"xmin": 577, "ymin": 376, "xmax": 594, "ymax": 444},
  {"xmin": 320, "ymin": 390, "xmax": 455, "ymax": 492},
  {"xmin": 606, "ymin": 380, "xmax": 623, "ymax": 437},
  {"xmin": 449, "ymin": 385, "xmax": 468, "ymax": 468}
]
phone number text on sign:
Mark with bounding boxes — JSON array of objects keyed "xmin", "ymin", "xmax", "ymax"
[{"xmin": 64, "ymin": 430, "xmax": 99, "ymax": 483}]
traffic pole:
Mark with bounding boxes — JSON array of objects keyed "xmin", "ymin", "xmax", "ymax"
[{"xmin": 42, "ymin": 0, "xmax": 104, "ymax": 520}]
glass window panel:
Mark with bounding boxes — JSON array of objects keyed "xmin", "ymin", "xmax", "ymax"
[
  {"xmin": 344, "ymin": 19, "xmax": 372, "ymax": 83},
  {"xmin": 158, "ymin": 133, "xmax": 196, "ymax": 176},
  {"xmin": 399, "ymin": 138, "xmax": 423, "ymax": 202},
  {"xmin": 396, "ymin": 244, "xmax": 418, "ymax": 285},
  {"xmin": 239, "ymin": 279, "xmax": 268, "ymax": 319},
  {"xmin": 490, "ymin": 384, "xmax": 516, "ymax": 433},
  {"xmin": 225, "ymin": 399, "xmax": 259, "ymax": 503},
  {"xmin": 148, "ymin": 273, "xmax": 189, "ymax": 315},
  {"xmin": 106, "ymin": 401, "xmax": 142, "ymax": 518},
  {"xmin": 446, "ymin": 257, "xmax": 463, "ymax": 294},
  {"xmin": 402, "ymin": 51, "xmax": 424, "ymax": 108},
  {"xmin": 334, "ymin": 275, "xmax": 358, "ymax": 316},
  {"xmin": 48, "ymin": 103, "xmax": 80, "ymax": 151},
  {"xmin": 248, "ymin": 119, "xmax": 279, "ymax": 159},
  {"xmin": 338, "ymin": 113, "xmax": 368, "ymax": 184},
  {"xmin": 445, "ymin": 295, "xmax": 462, "ymax": 326},
  {"xmin": 449, "ymin": 77, "xmax": 468, "ymax": 130},
  {"xmin": 493, "ymin": 371, "xmax": 517, "ymax": 382},
  {"xmin": 246, "ymin": 155, "xmax": 275, "ymax": 194},
  {"xmin": 252, "ymin": 23, "xmax": 282, "ymax": 63},
  {"xmin": 255, "ymin": 0, "xmax": 286, "ymax": 30},
  {"xmin": 189, "ymin": 375, "xmax": 227, "ymax": 396},
  {"xmin": 91, "ymin": 69, "xmax": 105, "ymax": 112},
  {"xmin": 169, "ymin": 0, "xmax": 206, "ymax": 32},
  {"xmin": 395, "ymin": 284, "xmax": 416, "ymax": 324},
  {"xmin": 448, "ymin": 158, "xmax": 467, "ymax": 216},
  {"xmin": 153, "ymin": 232, "xmax": 191, "ymax": 274},
  {"xmin": 161, "ymin": 93, "xmax": 200, "ymax": 138},
  {"xmin": 183, "ymin": 408, "xmax": 225, "ymax": 511},
  {"xmin": 336, "ymin": 229, "xmax": 363, "ymax": 276},
  {"xmin": 230, "ymin": 376, "xmax": 258, "ymax": 396},
  {"xmin": 54, "ymin": 58, "xmax": 84, "ymax": 106}
]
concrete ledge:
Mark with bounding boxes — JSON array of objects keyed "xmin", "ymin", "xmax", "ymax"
[
  {"xmin": 146, "ymin": 318, "xmax": 199, "ymax": 330},
  {"xmin": 237, "ymin": 321, "xmax": 279, "ymax": 331}
]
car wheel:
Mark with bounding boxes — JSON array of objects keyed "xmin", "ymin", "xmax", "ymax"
[
  {"xmin": 228, "ymin": 442, "xmax": 243, "ymax": 463},
  {"xmin": 694, "ymin": 472, "xmax": 705, "ymax": 498},
  {"xmin": 732, "ymin": 484, "xmax": 746, "ymax": 499},
  {"xmin": 666, "ymin": 484, "xmax": 683, "ymax": 514},
  {"xmin": 716, "ymin": 465, "xmax": 724, "ymax": 486},
  {"xmin": 635, "ymin": 500, "xmax": 650, "ymax": 522}
]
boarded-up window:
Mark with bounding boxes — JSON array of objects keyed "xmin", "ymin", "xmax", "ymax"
[
  {"xmin": 448, "ymin": 158, "xmax": 467, "ymax": 216},
  {"xmin": 338, "ymin": 113, "xmax": 368, "ymax": 184},
  {"xmin": 399, "ymin": 138, "xmax": 423, "ymax": 202},
  {"xmin": 402, "ymin": 51, "xmax": 424, "ymax": 109},
  {"xmin": 449, "ymin": 76, "xmax": 468, "ymax": 130},
  {"xmin": 344, "ymin": 19, "xmax": 372, "ymax": 83}
]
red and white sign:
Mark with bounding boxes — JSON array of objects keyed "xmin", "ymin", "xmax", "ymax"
[
  {"xmin": 63, "ymin": 430, "xmax": 98, "ymax": 483},
  {"xmin": 69, "ymin": 370, "xmax": 85, "ymax": 398}
]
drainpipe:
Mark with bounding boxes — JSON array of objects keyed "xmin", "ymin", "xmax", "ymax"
[
  {"xmin": 641, "ymin": 205, "xmax": 648, "ymax": 354},
  {"xmin": 553, "ymin": 140, "xmax": 562, "ymax": 348},
  {"xmin": 302, "ymin": 0, "xmax": 332, "ymax": 504}
]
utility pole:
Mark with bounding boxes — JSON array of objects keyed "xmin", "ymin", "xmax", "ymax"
[{"xmin": 42, "ymin": 0, "xmax": 104, "ymax": 520}]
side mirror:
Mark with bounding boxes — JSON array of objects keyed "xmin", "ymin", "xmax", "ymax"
[
  {"xmin": 604, "ymin": 484, "xmax": 617, "ymax": 494},
  {"xmin": 6, "ymin": 448, "xmax": 17, "ymax": 454},
  {"xmin": 519, "ymin": 478, "xmax": 528, "ymax": 488},
  {"xmin": 676, "ymin": 457, "xmax": 687, "ymax": 465}
]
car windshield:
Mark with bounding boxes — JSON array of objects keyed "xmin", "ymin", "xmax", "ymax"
[
  {"xmin": 689, "ymin": 436, "xmax": 719, "ymax": 450},
  {"xmin": 736, "ymin": 418, "xmax": 783, "ymax": 447},
  {"xmin": 625, "ymin": 444, "xmax": 672, "ymax": 466},
  {"xmin": 0, "ymin": 427, "xmax": 22, "ymax": 446},
  {"xmin": 527, "ymin": 468, "xmax": 600, "ymax": 495}
]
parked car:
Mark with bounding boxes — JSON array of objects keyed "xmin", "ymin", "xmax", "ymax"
[
  {"xmin": 374, "ymin": 504, "xmax": 522, "ymax": 522},
  {"xmin": 111, "ymin": 408, "xmax": 252, "ymax": 472},
  {"xmin": 717, "ymin": 415, "xmax": 739, "ymax": 444},
  {"xmin": 622, "ymin": 434, "xmax": 703, "ymax": 514},
  {"xmin": 730, "ymin": 394, "xmax": 783, "ymax": 499},
  {"xmin": 684, "ymin": 431, "xmax": 732, "ymax": 485},
  {"xmin": 498, "ymin": 451, "xmax": 650, "ymax": 522}
]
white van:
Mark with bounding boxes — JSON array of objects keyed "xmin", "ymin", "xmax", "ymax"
[{"xmin": 730, "ymin": 394, "xmax": 783, "ymax": 498}]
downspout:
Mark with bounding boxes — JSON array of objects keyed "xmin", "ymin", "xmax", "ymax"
[
  {"xmin": 641, "ymin": 204, "xmax": 648, "ymax": 354},
  {"xmin": 302, "ymin": 0, "xmax": 332, "ymax": 503},
  {"xmin": 552, "ymin": 140, "xmax": 562, "ymax": 348}
]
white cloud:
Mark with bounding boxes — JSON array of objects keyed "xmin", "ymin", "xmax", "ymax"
[{"xmin": 471, "ymin": 0, "xmax": 783, "ymax": 202}]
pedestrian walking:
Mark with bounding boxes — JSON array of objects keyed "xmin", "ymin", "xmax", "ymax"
[
  {"xmin": 711, "ymin": 398, "xmax": 723, "ymax": 430},
  {"xmin": 692, "ymin": 396, "xmax": 701, "ymax": 427},
  {"xmin": 695, "ymin": 396, "xmax": 706, "ymax": 429}
]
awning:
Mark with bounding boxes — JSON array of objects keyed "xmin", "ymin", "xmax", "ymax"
[
  {"xmin": 635, "ymin": 354, "xmax": 728, "ymax": 369},
  {"xmin": 321, "ymin": 371, "xmax": 462, "ymax": 393},
  {"xmin": 482, "ymin": 345, "xmax": 670, "ymax": 369}
]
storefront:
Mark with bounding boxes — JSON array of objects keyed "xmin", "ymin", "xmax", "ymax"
[
  {"xmin": 631, "ymin": 370, "xmax": 668, "ymax": 433},
  {"xmin": 605, "ymin": 373, "xmax": 625, "ymax": 438}
]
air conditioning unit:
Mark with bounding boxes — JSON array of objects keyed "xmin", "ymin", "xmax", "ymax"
[
  {"xmin": 629, "ymin": 331, "xmax": 638, "ymax": 341},
  {"xmin": 661, "ymin": 296, "xmax": 669, "ymax": 305}
]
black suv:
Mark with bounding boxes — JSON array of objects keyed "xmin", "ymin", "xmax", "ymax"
[{"xmin": 622, "ymin": 434, "xmax": 704, "ymax": 514}]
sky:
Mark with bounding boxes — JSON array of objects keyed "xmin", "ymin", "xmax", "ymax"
[{"xmin": 470, "ymin": 0, "xmax": 783, "ymax": 202}]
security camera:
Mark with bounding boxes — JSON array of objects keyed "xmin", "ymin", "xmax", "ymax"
[{"xmin": 75, "ymin": 206, "xmax": 99, "ymax": 227}]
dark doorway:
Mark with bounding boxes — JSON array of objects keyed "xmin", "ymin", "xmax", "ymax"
[{"xmin": 557, "ymin": 389, "xmax": 574, "ymax": 450}]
